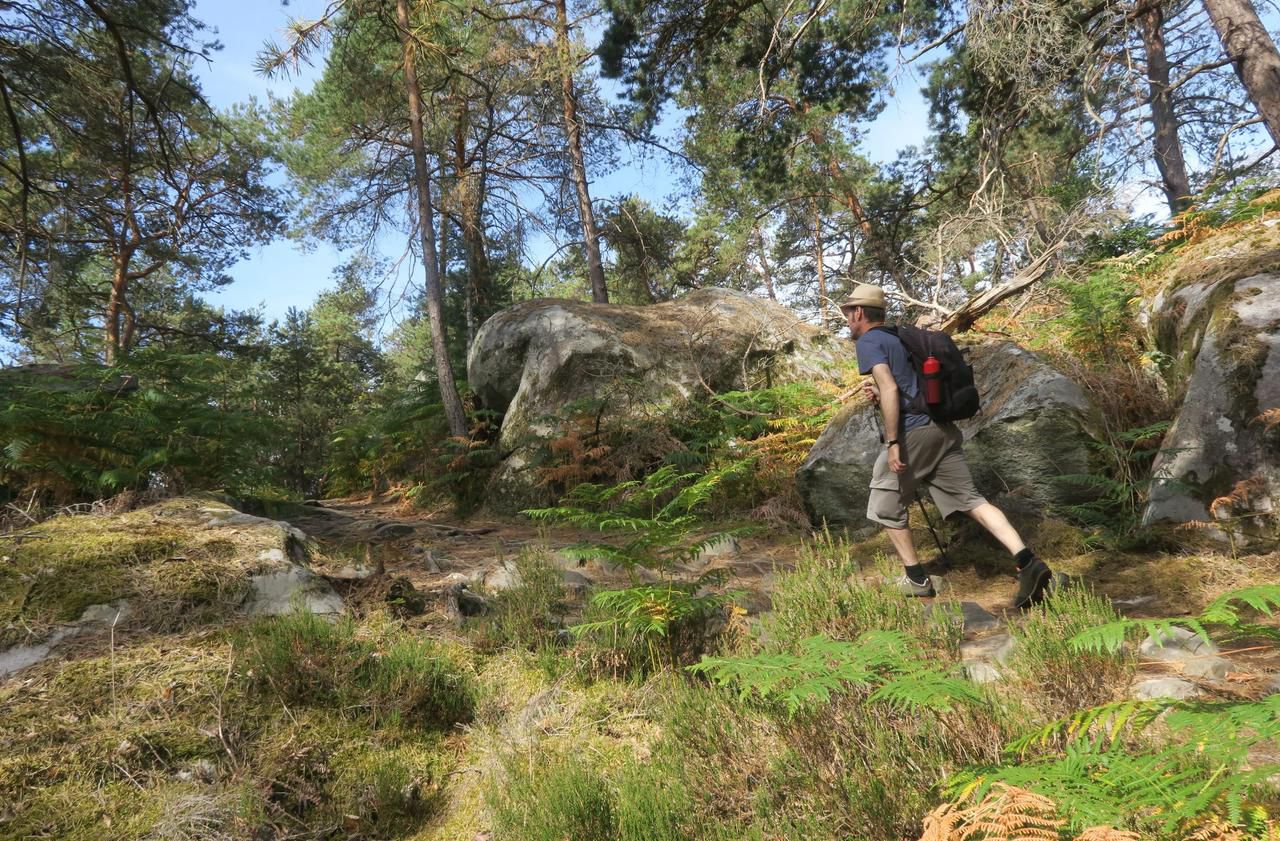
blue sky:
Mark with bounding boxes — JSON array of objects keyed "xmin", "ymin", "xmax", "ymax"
[{"xmin": 193, "ymin": 0, "xmax": 941, "ymax": 324}]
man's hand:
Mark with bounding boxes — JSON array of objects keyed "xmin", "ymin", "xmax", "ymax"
[
  {"xmin": 862, "ymin": 378, "xmax": 880, "ymax": 403},
  {"xmin": 887, "ymin": 442, "xmax": 906, "ymax": 473}
]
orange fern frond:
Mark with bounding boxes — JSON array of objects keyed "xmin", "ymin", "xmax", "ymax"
[
  {"xmin": 917, "ymin": 784, "xmax": 1063, "ymax": 841},
  {"xmin": 1075, "ymin": 827, "xmax": 1140, "ymax": 841},
  {"xmin": 1256, "ymin": 408, "xmax": 1280, "ymax": 431},
  {"xmin": 1209, "ymin": 476, "xmax": 1268, "ymax": 518}
]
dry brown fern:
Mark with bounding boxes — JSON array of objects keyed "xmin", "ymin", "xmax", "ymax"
[
  {"xmin": 1074, "ymin": 827, "xmax": 1140, "ymax": 841},
  {"xmin": 1209, "ymin": 476, "xmax": 1268, "ymax": 519},
  {"xmin": 918, "ymin": 784, "xmax": 1063, "ymax": 840},
  {"xmin": 1256, "ymin": 408, "xmax": 1280, "ymax": 431},
  {"xmin": 1184, "ymin": 817, "xmax": 1251, "ymax": 840}
]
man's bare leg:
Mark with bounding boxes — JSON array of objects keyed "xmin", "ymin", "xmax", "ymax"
[
  {"xmin": 885, "ymin": 526, "xmax": 921, "ymax": 565},
  {"xmin": 965, "ymin": 502, "xmax": 1026, "ymax": 555}
]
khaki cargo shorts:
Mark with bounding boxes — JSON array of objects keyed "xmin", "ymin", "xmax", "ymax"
[{"xmin": 866, "ymin": 422, "xmax": 987, "ymax": 529}]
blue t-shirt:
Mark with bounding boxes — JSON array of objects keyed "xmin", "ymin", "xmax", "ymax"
[{"xmin": 855, "ymin": 327, "xmax": 931, "ymax": 431}]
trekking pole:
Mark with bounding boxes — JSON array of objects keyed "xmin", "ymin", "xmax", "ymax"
[{"xmin": 871, "ymin": 409, "xmax": 952, "ymax": 570}]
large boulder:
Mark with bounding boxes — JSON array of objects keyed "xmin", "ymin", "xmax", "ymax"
[
  {"xmin": 468, "ymin": 289, "xmax": 854, "ymax": 512},
  {"xmin": 1142, "ymin": 272, "xmax": 1280, "ymax": 544},
  {"xmin": 796, "ymin": 341, "xmax": 1104, "ymax": 532}
]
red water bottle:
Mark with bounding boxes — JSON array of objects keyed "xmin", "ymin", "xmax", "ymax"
[{"xmin": 922, "ymin": 355, "xmax": 942, "ymax": 405}]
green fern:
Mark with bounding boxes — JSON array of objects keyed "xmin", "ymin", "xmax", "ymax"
[{"xmin": 1069, "ymin": 584, "xmax": 1280, "ymax": 654}]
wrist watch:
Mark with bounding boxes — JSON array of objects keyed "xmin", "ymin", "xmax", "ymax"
[{"xmin": 886, "ymin": 439, "xmax": 899, "ymax": 448}]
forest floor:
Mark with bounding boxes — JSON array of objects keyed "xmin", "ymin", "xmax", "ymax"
[
  {"xmin": 296, "ymin": 492, "xmax": 1280, "ymax": 700},
  {"xmin": 4, "ymin": 492, "xmax": 1280, "ymax": 840}
]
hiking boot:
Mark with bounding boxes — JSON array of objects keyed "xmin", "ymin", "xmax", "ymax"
[
  {"xmin": 891, "ymin": 574, "xmax": 936, "ymax": 598},
  {"xmin": 1012, "ymin": 557, "xmax": 1053, "ymax": 609}
]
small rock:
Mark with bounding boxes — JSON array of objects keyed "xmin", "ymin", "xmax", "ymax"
[
  {"xmin": 693, "ymin": 535, "xmax": 740, "ymax": 566},
  {"xmin": 1132, "ymin": 676, "xmax": 1199, "ymax": 700},
  {"xmin": 483, "ymin": 561, "xmax": 522, "ymax": 592},
  {"xmin": 1265, "ymin": 674, "xmax": 1280, "ymax": 695},
  {"xmin": 926, "ymin": 601, "xmax": 1000, "ymax": 633},
  {"xmin": 562, "ymin": 570, "xmax": 591, "ymax": 590},
  {"xmin": 257, "ymin": 548, "xmax": 288, "ymax": 565},
  {"xmin": 965, "ymin": 662, "xmax": 1002, "ymax": 684},
  {"xmin": 1113, "ymin": 595, "xmax": 1156, "ymax": 608},
  {"xmin": 328, "ymin": 564, "xmax": 375, "ymax": 581},
  {"xmin": 78, "ymin": 600, "xmax": 132, "ymax": 625},
  {"xmin": 1183, "ymin": 655, "xmax": 1231, "ymax": 681},
  {"xmin": 549, "ymin": 550, "xmax": 583, "ymax": 570},
  {"xmin": 961, "ymin": 633, "xmax": 1017, "ymax": 665},
  {"xmin": 1139, "ymin": 625, "xmax": 1219, "ymax": 657},
  {"xmin": 386, "ymin": 576, "xmax": 427, "ymax": 618},
  {"xmin": 243, "ymin": 565, "xmax": 344, "ymax": 617}
]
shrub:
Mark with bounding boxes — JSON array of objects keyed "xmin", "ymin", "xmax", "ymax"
[
  {"xmin": 766, "ymin": 536, "xmax": 961, "ymax": 655},
  {"xmin": 470, "ymin": 546, "xmax": 569, "ymax": 653},
  {"xmin": 238, "ymin": 611, "xmax": 475, "ymax": 730},
  {"xmin": 489, "ymin": 758, "xmax": 615, "ymax": 841},
  {"xmin": 1006, "ymin": 583, "xmax": 1135, "ymax": 717}
]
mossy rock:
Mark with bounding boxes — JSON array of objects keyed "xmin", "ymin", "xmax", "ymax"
[
  {"xmin": 1143, "ymin": 272, "xmax": 1280, "ymax": 546},
  {"xmin": 468, "ymin": 289, "xmax": 856, "ymax": 513}
]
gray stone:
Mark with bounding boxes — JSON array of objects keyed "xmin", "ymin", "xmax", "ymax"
[
  {"xmin": 961, "ymin": 632, "xmax": 1018, "ymax": 665},
  {"xmin": 1132, "ymin": 676, "xmax": 1199, "ymax": 700},
  {"xmin": 562, "ymin": 569, "xmax": 592, "ymax": 589},
  {"xmin": 798, "ymin": 341, "xmax": 1104, "ymax": 532},
  {"xmin": 928, "ymin": 601, "xmax": 1001, "ymax": 633},
  {"xmin": 965, "ymin": 662, "xmax": 1003, "ymax": 684},
  {"xmin": 468, "ymin": 289, "xmax": 854, "ymax": 511},
  {"xmin": 78, "ymin": 600, "xmax": 132, "ymax": 625},
  {"xmin": 1143, "ymin": 272, "xmax": 1280, "ymax": 548},
  {"xmin": 692, "ymin": 535, "xmax": 740, "ymax": 566},
  {"xmin": 242, "ymin": 565, "xmax": 344, "ymax": 617},
  {"xmin": 1183, "ymin": 655, "xmax": 1232, "ymax": 681},
  {"xmin": 0, "ymin": 626, "xmax": 79, "ymax": 679},
  {"xmin": 1139, "ymin": 626, "xmax": 1219, "ymax": 658},
  {"xmin": 1265, "ymin": 674, "xmax": 1280, "ymax": 695},
  {"xmin": 483, "ymin": 561, "xmax": 522, "ymax": 592}
]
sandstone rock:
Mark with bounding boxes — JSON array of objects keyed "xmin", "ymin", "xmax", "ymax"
[
  {"xmin": 468, "ymin": 289, "xmax": 854, "ymax": 511},
  {"xmin": 483, "ymin": 560, "xmax": 522, "ymax": 592},
  {"xmin": 79, "ymin": 600, "xmax": 132, "ymax": 625},
  {"xmin": 965, "ymin": 662, "xmax": 1003, "ymax": 684},
  {"xmin": 242, "ymin": 566, "xmax": 344, "ymax": 617},
  {"xmin": 1143, "ymin": 272, "xmax": 1280, "ymax": 547},
  {"xmin": 1132, "ymin": 676, "xmax": 1199, "ymax": 700},
  {"xmin": 926, "ymin": 601, "xmax": 1001, "ymax": 633},
  {"xmin": 691, "ymin": 535, "xmax": 740, "ymax": 568},
  {"xmin": 797, "ymin": 341, "xmax": 1103, "ymax": 533},
  {"xmin": 961, "ymin": 632, "xmax": 1018, "ymax": 665}
]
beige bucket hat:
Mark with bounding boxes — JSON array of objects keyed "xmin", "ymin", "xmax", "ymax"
[{"xmin": 839, "ymin": 283, "xmax": 887, "ymax": 310}]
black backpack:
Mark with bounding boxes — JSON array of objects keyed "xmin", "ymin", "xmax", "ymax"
[{"xmin": 872, "ymin": 325, "xmax": 980, "ymax": 422}]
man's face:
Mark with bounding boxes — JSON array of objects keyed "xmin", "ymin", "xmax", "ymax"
[{"xmin": 843, "ymin": 306, "xmax": 865, "ymax": 339}]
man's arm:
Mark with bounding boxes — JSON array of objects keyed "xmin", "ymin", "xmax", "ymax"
[{"xmin": 870, "ymin": 362, "xmax": 906, "ymax": 473}]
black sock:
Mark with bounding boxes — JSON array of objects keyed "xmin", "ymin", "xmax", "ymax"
[
  {"xmin": 1013, "ymin": 548, "xmax": 1035, "ymax": 571},
  {"xmin": 904, "ymin": 564, "xmax": 929, "ymax": 585}
]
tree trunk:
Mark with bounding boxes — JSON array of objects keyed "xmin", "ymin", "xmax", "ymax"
[
  {"xmin": 810, "ymin": 200, "xmax": 831, "ymax": 322},
  {"xmin": 553, "ymin": 0, "xmax": 608, "ymax": 303},
  {"xmin": 395, "ymin": 0, "xmax": 468, "ymax": 438},
  {"xmin": 104, "ymin": 252, "xmax": 129, "ymax": 364},
  {"xmin": 1138, "ymin": 4, "xmax": 1193, "ymax": 214},
  {"xmin": 454, "ymin": 115, "xmax": 493, "ymax": 336},
  {"xmin": 1202, "ymin": 0, "xmax": 1280, "ymax": 147},
  {"xmin": 753, "ymin": 225, "xmax": 777, "ymax": 300}
]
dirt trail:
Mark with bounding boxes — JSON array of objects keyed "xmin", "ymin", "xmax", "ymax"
[{"xmin": 288, "ymin": 495, "xmax": 1280, "ymax": 698}]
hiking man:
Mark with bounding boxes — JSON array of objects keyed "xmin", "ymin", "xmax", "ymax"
[{"xmin": 840, "ymin": 283, "xmax": 1054, "ymax": 608}]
